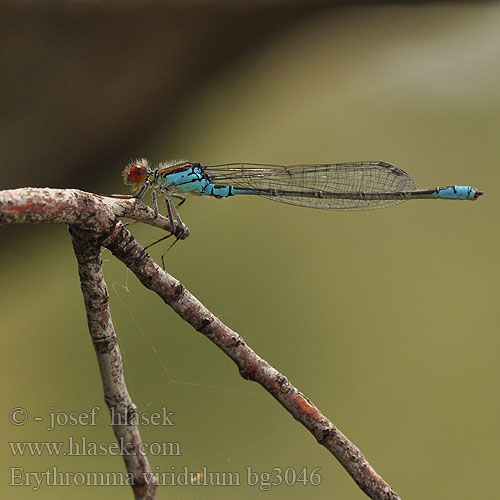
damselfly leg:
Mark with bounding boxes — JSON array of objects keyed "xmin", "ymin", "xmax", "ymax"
[
  {"xmin": 111, "ymin": 183, "xmax": 186, "ymax": 267},
  {"xmin": 143, "ymin": 195, "xmax": 187, "ymax": 268}
]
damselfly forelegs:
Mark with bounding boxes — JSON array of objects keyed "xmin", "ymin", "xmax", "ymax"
[{"xmin": 113, "ymin": 159, "xmax": 189, "ymax": 267}]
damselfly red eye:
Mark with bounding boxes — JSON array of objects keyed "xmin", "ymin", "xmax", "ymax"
[
  {"xmin": 122, "ymin": 162, "xmax": 151, "ymax": 193},
  {"xmin": 122, "ymin": 164, "xmax": 147, "ymax": 184}
]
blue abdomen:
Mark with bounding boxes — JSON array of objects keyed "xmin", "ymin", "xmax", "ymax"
[
  {"xmin": 201, "ymin": 184, "xmax": 254, "ymax": 197},
  {"xmin": 437, "ymin": 186, "xmax": 477, "ymax": 200}
]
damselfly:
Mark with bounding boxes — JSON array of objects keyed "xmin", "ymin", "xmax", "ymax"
[{"xmin": 122, "ymin": 159, "xmax": 483, "ymax": 262}]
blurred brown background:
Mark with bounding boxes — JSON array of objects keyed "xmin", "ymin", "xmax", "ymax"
[
  {"xmin": 2, "ymin": 1, "xmax": 331, "ymax": 190},
  {"xmin": 1, "ymin": 2, "xmax": 499, "ymax": 499}
]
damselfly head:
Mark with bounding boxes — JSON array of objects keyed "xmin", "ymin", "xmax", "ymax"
[{"xmin": 122, "ymin": 159, "xmax": 151, "ymax": 191}]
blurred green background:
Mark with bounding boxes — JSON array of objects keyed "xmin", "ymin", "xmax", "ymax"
[{"xmin": 1, "ymin": 2, "xmax": 499, "ymax": 499}]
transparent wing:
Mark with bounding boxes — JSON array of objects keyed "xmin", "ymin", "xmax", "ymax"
[{"xmin": 203, "ymin": 161, "xmax": 416, "ymax": 210}]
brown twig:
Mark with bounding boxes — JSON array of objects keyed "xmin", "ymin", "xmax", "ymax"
[
  {"xmin": 0, "ymin": 187, "xmax": 401, "ymax": 500},
  {"xmin": 70, "ymin": 225, "xmax": 158, "ymax": 500},
  {"xmin": 104, "ymin": 222, "xmax": 402, "ymax": 500},
  {"xmin": 0, "ymin": 187, "xmax": 189, "ymax": 237}
]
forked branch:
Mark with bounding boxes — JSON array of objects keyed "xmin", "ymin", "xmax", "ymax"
[{"xmin": 0, "ymin": 187, "xmax": 401, "ymax": 500}]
